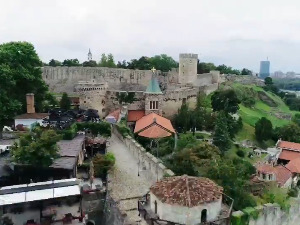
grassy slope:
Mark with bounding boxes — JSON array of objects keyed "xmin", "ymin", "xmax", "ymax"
[{"xmin": 232, "ymin": 83, "xmax": 296, "ymax": 128}]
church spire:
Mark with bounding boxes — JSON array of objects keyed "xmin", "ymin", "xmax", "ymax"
[{"xmin": 88, "ymin": 48, "xmax": 92, "ymax": 61}]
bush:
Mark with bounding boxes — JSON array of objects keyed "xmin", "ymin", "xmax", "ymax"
[
  {"xmin": 58, "ymin": 123, "xmax": 77, "ymax": 140},
  {"xmin": 116, "ymin": 124, "xmax": 131, "ymax": 138},
  {"xmin": 288, "ymin": 187, "xmax": 299, "ymax": 198},
  {"xmin": 76, "ymin": 122, "xmax": 111, "ymax": 137},
  {"xmin": 195, "ymin": 134, "xmax": 204, "ymax": 139},
  {"xmin": 93, "ymin": 153, "xmax": 116, "ymax": 177},
  {"xmin": 236, "ymin": 149, "xmax": 245, "ymax": 158}
]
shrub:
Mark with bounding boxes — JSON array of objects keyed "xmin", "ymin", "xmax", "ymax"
[
  {"xmin": 288, "ymin": 187, "xmax": 298, "ymax": 198},
  {"xmin": 236, "ymin": 149, "xmax": 245, "ymax": 158},
  {"xmin": 93, "ymin": 153, "xmax": 116, "ymax": 177},
  {"xmin": 116, "ymin": 124, "xmax": 131, "ymax": 138},
  {"xmin": 195, "ymin": 134, "xmax": 204, "ymax": 139}
]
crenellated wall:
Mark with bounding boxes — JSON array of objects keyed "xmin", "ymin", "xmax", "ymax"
[
  {"xmin": 112, "ymin": 126, "xmax": 175, "ymax": 183},
  {"xmin": 231, "ymin": 199, "xmax": 300, "ymax": 225}
]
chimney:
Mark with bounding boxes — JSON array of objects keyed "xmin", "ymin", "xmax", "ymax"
[{"xmin": 26, "ymin": 93, "xmax": 35, "ymax": 114}]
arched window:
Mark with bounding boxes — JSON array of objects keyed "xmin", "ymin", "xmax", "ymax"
[
  {"xmin": 154, "ymin": 200, "xmax": 157, "ymax": 214},
  {"xmin": 201, "ymin": 209, "xmax": 207, "ymax": 223}
]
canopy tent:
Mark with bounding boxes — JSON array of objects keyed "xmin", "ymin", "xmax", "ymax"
[{"xmin": 105, "ymin": 115, "xmax": 117, "ymax": 124}]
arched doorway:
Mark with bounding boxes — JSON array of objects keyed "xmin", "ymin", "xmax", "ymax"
[
  {"xmin": 154, "ymin": 200, "xmax": 158, "ymax": 214},
  {"xmin": 201, "ymin": 209, "xmax": 207, "ymax": 223}
]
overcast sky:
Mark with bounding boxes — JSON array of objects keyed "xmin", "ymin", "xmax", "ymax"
[{"xmin": 1, "ymin": 0, "xmax": 300, "ymax": 72}]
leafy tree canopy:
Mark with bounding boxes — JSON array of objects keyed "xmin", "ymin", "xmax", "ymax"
[
  {"xmin": 98, "ymin": 53, "xmax": 116, "ymax": 68},
  {"xmin": 62, "ymin": 58, "xmax": 81, "ymax": 67},
  {"xmin": 83, "ymin": 60, "xmax": 97, "ymax": 67},
  {"xmin": 255, "ymin": 117, "xmax": 273, "ymax": 142},
  {"xmin": 60, "ymin": 92, "xmax": 71, "ymax": 110},
  {"xmin": 149, "ymin": 54, "xmax": 178, "ymax": 72},
  {"xmin": 211, "ymin": 89, "xmax": 240, "ymax": 114},
  {"xmin": 0, "ymin": 41, "xmax": 49, "ymax": 132},
  {"xmin": 275, "ymin": 123, "xmax": 300, "ymax": 143},
  {"xmin": 241, "ymin": 68, "xmax": 252, "ymax": 75},
  {"xmin": 213, "ymin": 112, "xmax": 231, "ymax": 154},
  {"xmin": 11, "ymin": 128, "xmax": 61, "ymax": 166},
  {"xmin": 49, "ymin": 59, "xmax": 62, "ymax": 67}
]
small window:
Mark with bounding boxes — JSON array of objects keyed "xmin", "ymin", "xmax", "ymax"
[
  {"xmin": 269, "ymin": 174, "xmax": 272, "ymax": 180},
  {"xmin": 84, "ymin": 101, "xmax": 86, "ymax": 103},
  {"xmin": 263, "ymin": 173, "xmax": 266, "ymax": 179}
]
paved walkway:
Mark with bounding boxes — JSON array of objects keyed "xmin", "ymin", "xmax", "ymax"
[{"xmin": 107, "ymin": 134, "xmax": 154, "ymax": 224}]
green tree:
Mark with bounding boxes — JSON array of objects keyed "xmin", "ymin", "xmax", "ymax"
[
  {"xmin": 255, "ymin": 117, "xmax": 273, "ymax": 141},
  {"xmin": 82, "ymin": 60, "xmax": 97, "ymax": 67},
  {"xmin": 107, "ymin": 53, "xmax": 116, "ymax": 68},
  {"xmin": 197, "ymin": 61, "xmax": 216, "ymax": 74},
  {"xmin": 265, "ymin": 77, "xmax": 273, "ymax": 85},
  {"xmin": 208, "ymin": 158, "xmax": 256, "ymax": 210},
  {"xmin": 60, "ymin": 92, "xmax": 71, "ymax": 110},
  {"xmin": 127, "ymin": 56, "xmax": 152, "ymax": 70},
  {"xmin": 117, "ymin": 60, "xmax": 128, "ymax": 68},
  {"xmin": 211, "ymin": 89, "xmax": 240, "ymax": 114},
  {"xmin": 93, "ymin": 153, "xmax": 115, "ymax": 177},
  {"xmin": 292, "ymin": 113, "xmax": 300, "ymax": 127},
  {"xmin": 173, "ymin": 103, "xmax": 191, "ymax": 133},
  {"xmin": 99, "ymin": 53, "xmax": 108, "ymax": 67},
  {"xmin": 0, "ymin": 41, "xmax": 49, "ymax": 137},
  {"xmin": 62, "ymin": 59, "xmax": 81, "ymax": 66},
  {"xmin": 213, "ymin": 112, "xmax": 231, "ymax": 154},
  {"xmin": 168, "ymin": 142, "xmax": 221, "ymax": 176},
  {"xmin": 149, "ymin": 54, "xmax": 178, "ymax": 72},
  {"xmin": 275, "ymin": 123, "xmax": 300, "ymax": 143},
  {"xmin": 49, "ymin": 59, "xmax": 62, "ymax": 66},
  {"xmin": 241, "ymin": 68, "xmax": 252, "ymax": 75},
  {"xmin": 11, "ymin": 128, "xmax": 61, "ymax": 166}
]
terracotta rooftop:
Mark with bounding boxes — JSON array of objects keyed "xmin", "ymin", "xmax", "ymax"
[
  {"xmin": 127, "ymin": 110, "xmax": 145, "ymax": 122},
  {"xmin": 150, "ymin": 175, "xmax": 223, "ymax": 207},
  {"xmin": 256, "ymin": 164, "xmax": 292, "ymax": 187},
  {"xmin": 278, "ymin": 150, "xmax": 300, "ymax": 161},
  {"xmin": 278, "ymin": 141, "xmax": 300, "ymax": 151},
  {"xmin": 257, "ymin": 164, "xmax": 276, "ymax": 174},
  {"xmin": 134, "ymin": 113, "xmax": 175, "ymax": 138},
  {"xmin": 15, "ymin": 113, "xmax": 49, "ymax": 120},
  {"xmin": 286, "ymin": 158, "xmax": 300, "ymax": 174},
  {"xmin": 274, "ymin": 165, "xmax": 292, "ymax": 187}
]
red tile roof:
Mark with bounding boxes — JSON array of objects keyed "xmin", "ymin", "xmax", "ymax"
[
  {"xmin": 278, "ymin": 141, "xmax": 300, "ymax": 151},
  {"xmin": 279, "ymin": 150, "xmax": 300, "ymax": 161},
  {"xmin": 286, "ymin": 158, "xmax": 300, "ymax": 174},
  {"xmin": 127, "ymin": 110, "xmax": 145, "ymax": 122},
  {"xmin": 134, "ymin": 113, "xmax": 175, "ymax": 138},
  {"xmin": 150, "ymin": 175, "xmax": 223, "ymax": 207},
  {"xmin": 15, "ymin": 113, "xmax": 49, "ymax": 120},
  {"xmin": 274, "ymin": 165, "xmax": 292, "ymax": 187}
]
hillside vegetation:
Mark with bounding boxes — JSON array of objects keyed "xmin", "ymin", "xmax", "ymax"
[{"xmin": 224, "ymin": 83, "xmax": 297, "ymax": 143}]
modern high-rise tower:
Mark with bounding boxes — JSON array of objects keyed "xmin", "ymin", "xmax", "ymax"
[{"xmin": 259, "ymin": 60, "xmax": 270, "ymax": 79}]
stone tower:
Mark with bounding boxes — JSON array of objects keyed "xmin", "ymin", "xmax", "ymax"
[
  {"xmin": 88, "ymin": 48, "xmax": 92, "ymax": 61},
  {"xmin": 145, "ymin": 68, "xmax": 163, "ymax": 116},
  {"xmin": 178, "ymin": 53, "xmax": 198, "ymax": 84}
]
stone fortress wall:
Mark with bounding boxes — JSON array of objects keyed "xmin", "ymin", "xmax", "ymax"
[
  {"xmin": 231, "ymin": 199, "xmax": 300, "ymax": 225},
  {"xmin": 42, "ymin": 53, "xmax": 224, "ymax": 118},
  {"xmin": 112, "ymin": 126, "xmax": 174, "ymax": 183}
]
